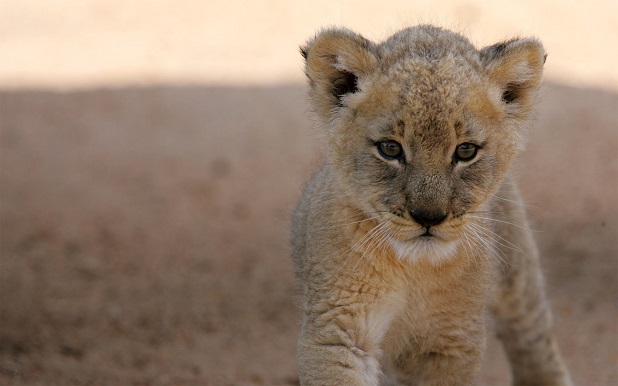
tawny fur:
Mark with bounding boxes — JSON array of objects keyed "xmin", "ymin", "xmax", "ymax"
[{"xmin": 292, "ymin": 25, "xmax": 571, "ymax": 385}]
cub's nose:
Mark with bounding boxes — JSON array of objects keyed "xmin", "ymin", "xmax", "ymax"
[{"xmin": 410, "ymin": 209, "xmax": 447, "ymax": 228}]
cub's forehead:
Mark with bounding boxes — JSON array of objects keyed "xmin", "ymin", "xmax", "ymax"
[
  {"xmin": 372, "ymin": 25, "xmax": 484, "ymax": 104},
  {"xmin": 352, "ymin": 62, "xmax": 496, "ymax": 145},
  {"xmin": 350, "ymin": 27, "xmax": 498, "ymax": 138},
  {"xmin": 381, "ymin": 57, "xmax": 475, "ymax": 108},
  {"xmin": 356, "ymin": 59, "xmax": 479, "ymax": 128}
]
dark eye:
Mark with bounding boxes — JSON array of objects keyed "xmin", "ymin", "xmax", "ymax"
[
  {"xmin": 454, "ymin": 143, "xmax": 479, "ymax": 162},
  {"xmin": 377, "ymin": 140, "xmax": 403, "ymax": 160}
]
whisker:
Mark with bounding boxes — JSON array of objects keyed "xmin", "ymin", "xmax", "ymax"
[
  {"xmin": 466, "ymin": 226, "xmax": 521, "ymax": 270},
  {"xmin": 351, "ymin": 222, "xmax": 389, "ymax": 273},
  {"xmin": 350, "ymin": 221, "xmax": 384, "ymax": 252},
  {"xmin": 459, "ymin": 230, "xmax": 474, "ymax": 268},
  {"xmin": 364, "ymin": 226, "xmax": 391, "ymax": 265},
  {"xmin": 474, "ymin": 227, "xmax": 510, "ymax": 263},
  {"xmin": 352, "ymin": 221, "xmax": 386, "ymax": 252},
  {"xmin": 465, "ymin": 232, "xmax": 480, "ymax": 268},
  {"xmin": 467, "ymin": 222, "xmax": 526, "ymax": 255},
  {"xmin": 491, "ymin": 195, "xmax": 542, "ymax": 209},
  {"xmin": 375, "ymin": 226, "xmax": 393, "ymax": 257},
  {"xmin": 465, "ymin": 224, "xmax": 507, "ymax": 273},
  {"xmin": 467, "ymin": 210, "xmax": 528, "ymax": 215},
  {"xmin": 313, "ymin": 215, "xmax": 381, "ymax": 232},
  {"xmin": 467, "ymin": 215, "xmax": 540, "ymax": 233}
]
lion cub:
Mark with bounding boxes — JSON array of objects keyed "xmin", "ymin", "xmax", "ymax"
[{"xmin": 292, "ymin": 26, "xmax": 571, "ymax": 385}]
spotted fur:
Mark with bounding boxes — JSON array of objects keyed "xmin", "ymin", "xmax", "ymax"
[{"xmin": 292, "ymin": 25, "xmax": 571, "ymax": 385}]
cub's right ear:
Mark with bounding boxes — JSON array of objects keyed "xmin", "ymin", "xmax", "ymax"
[
  {"xmin": 301, "ymin": 28, "xmax": 378, "ymax": 121},
  {"xmin": 480, "ymin": 38, "xmax": 546, "ymax": 121}
]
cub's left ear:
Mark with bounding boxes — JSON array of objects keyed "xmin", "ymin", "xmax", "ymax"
[
  {"xmin": 301, "ymin": 28, "xmax": 378, "ymax": 123},
  {"xmin": 480, "ymin": 38, "xmax": 546, "ymax": 117}
]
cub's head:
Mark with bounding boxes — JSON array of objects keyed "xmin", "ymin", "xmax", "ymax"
[{"xmin": 302, "ymin": 26, "xmax": 545, "ymax": 262}]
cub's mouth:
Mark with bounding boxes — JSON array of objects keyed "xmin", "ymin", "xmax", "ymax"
[
  {"xmin": 388, "ymin": 232, "xmax": 459, "ymax": 263},
  {"xmin": 378, "ymin": 213, "xmax": 462, "ymax": 263},
  {"xmin": 419, "ymin": 228, "xmax": 436, "ymax": 238},
  {"xmin": 381, "ymin": 211, "xmax": 452, "ymax": 242}
]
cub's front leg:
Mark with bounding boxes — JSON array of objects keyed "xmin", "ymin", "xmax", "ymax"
[
  {"xmin": 297, "ymin": 279, "xmax": 394, "ymax": 386},
  {"xmin": 297, "ymin": 320, "xmax": 381, "ymax": 386},
  {"xmin": 491, "ymin": 191, "xmax": 572, "ymax": 386}
]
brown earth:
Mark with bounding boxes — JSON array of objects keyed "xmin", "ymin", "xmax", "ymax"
[
  {"xmin": 0, "ymin": 82, "xmax": 616, "ymax": 386},
  {"xmin": 0, "ymin": 3, "xmax": 617, "ymax": 384}
]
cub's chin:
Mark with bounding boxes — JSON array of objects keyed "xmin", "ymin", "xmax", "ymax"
[{"xmin": 390, "ymin": 235, "xmax": 459, "ymax": 264}]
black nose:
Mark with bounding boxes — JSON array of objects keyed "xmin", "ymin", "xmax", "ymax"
[{"xmin": 410, "ymin": 209, "xmax": 447, "ymax": 228}]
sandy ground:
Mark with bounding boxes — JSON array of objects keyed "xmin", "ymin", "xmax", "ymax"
[
  {"xmin": 1, "ymin": 2, "xmax": 617, "ymax": 386},
  {"xmin": 1, "ymin": 1, "xmax": 617, "ymax": 89}
]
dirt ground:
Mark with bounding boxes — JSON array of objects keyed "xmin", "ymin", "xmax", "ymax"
[
  {"xmin": 1, "ymin": 82, "xmax": 616, "ymax": 386},
  {"xmin": 1, "ymin": 2, "xmax": 617, "ymax": 386}
]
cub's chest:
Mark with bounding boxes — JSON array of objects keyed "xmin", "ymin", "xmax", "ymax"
[{"xmin": 370, "ymin": 262, "xmax": 492, "ymax": 352}]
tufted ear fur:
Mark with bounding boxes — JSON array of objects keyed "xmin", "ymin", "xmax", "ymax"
[
  {"xmin": 480, "ymin": 38, "xmax": 546, "ymax": 120},
  {"xmin": 301, "ymin": 28, "xmax": 378, "ymax": 122}
]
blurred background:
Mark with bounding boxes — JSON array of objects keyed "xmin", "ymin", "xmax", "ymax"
[{"xmin": 0, "ymin": 1, "xmax": 616, "ymax": 385}]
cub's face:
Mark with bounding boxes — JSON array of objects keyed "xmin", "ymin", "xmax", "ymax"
[{"xmin": 303, "ymin": 26, "xmax": 545, "ymax": 262}]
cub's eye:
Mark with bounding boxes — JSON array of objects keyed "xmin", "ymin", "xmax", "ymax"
[
  {"xmin": 454, "ymin": 143, "xmax": 479, "ymax": 162},
  {"xmin": 377, "ymin": 140, "xmax": 403, "ymax": 160}
]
